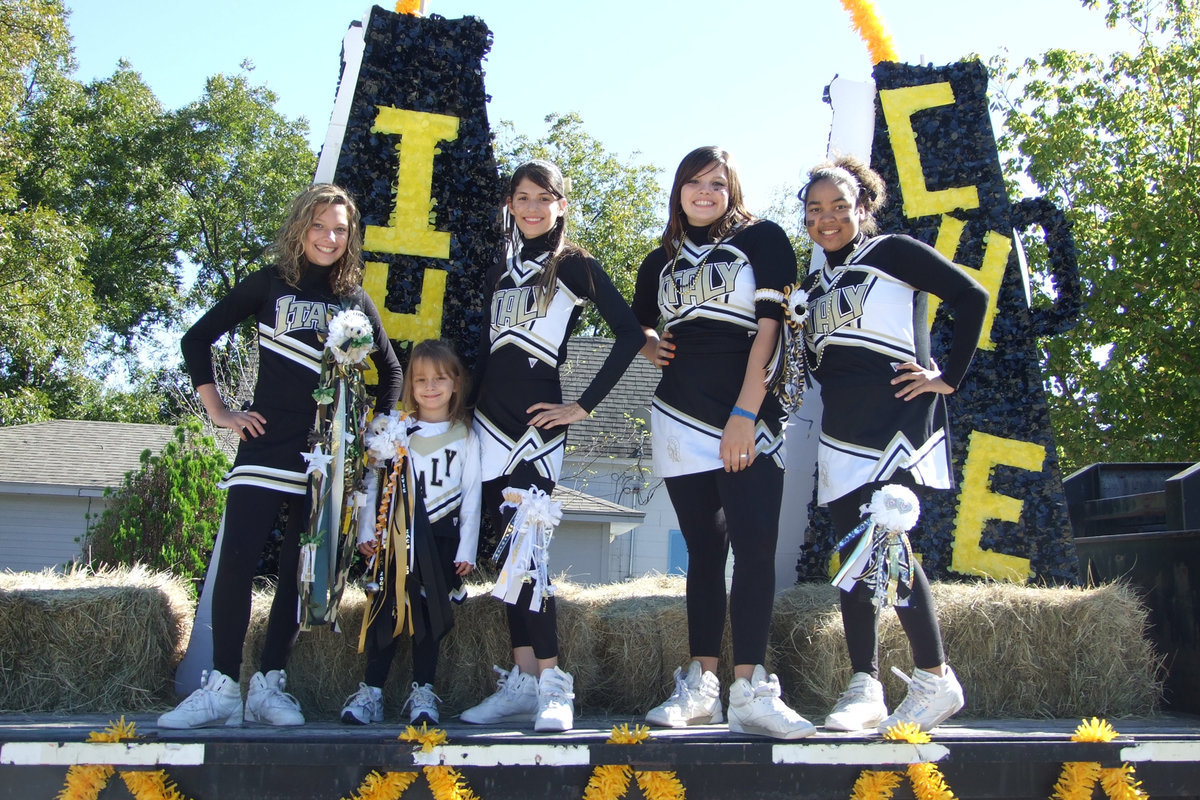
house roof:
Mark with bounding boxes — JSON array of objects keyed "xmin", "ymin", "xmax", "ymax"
[
  {"xmin": 561, "ymin": 337, "xmax": 658, "ymax": 460},
  {"xmin": 0, "ymin": 421, "xmax": 178, "ymax": 491}
]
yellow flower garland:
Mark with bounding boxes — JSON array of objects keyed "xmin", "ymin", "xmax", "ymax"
[
  {"xmin": 582, "ymin": 725, "xmax": 686, "ymax": 800},
  {"xmin": 1051, "ymin": 718, "xmax": 1148, "ymax": 800},
  {"xmin": 846, "ymin": 723, "xmax": 957, "ymax": 800},
  {"xmin": 339, "ymin": 725, "xmax": 478, "ymax": 800},
  {"xmin": 56, "ymin": 719, "xmax": 195, "ymax": 800}
]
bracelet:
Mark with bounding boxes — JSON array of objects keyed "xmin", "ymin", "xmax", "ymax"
[{"xmin": 729, "ymin": 405, "xmax": 757, "ymax": 422}]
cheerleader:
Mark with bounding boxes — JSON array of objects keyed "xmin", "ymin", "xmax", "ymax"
[
  {"xmin": 800, "ymin": 155, "xmax": 987, "ymax": 733},
  {"xmin": 634, "ymin": 147, "xmax": 813, "ymax": 739},
  {"xmin": 461, "ymin": 160, "xmax": 642, "ymax": 732},
  {"xmin": 160, "ymin": 184, "xmax": 402, "ymax": 729},
  {"xmin": 341, "ymin": 339, "xmax": 479, "ymax": 726}
]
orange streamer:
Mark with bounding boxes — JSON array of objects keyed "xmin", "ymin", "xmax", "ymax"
[{"xmin": 839, "ymin": 0, "xmax": 898, "ymax": 64}]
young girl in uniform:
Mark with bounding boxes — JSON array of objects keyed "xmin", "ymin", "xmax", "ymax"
[
  {"xmin": 633, "ymin": 146, "xmax": 814, "ymax": 740},
  {"xmin": 341, "ymin": 339, "xmax": 479, "ymax": 727},
  {"xmin": 462, "ymin": 159, "xmax": 643, "ymax": 732},
  {"xmin": 800, "ymin": 155, "xmax": 987, "ymax": 733},
  {"xmin": 160, "ymin": 184, "xmax": 402, "ymax": 729}
]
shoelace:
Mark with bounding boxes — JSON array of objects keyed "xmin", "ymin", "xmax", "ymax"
[
  {"xmin": 345, "ymin": 684, "xmax": 378, "ymax": 709},
  {"xmin": 889, "ymin": 666, "xmax": 933, "ymax": 712},
  {"xmin": 668, "ymin": 670, "xmax": 694, "ymax": 702},
  {"xmin": 404, "ymin": 684, "xmax": 442, "ymax": 712}
]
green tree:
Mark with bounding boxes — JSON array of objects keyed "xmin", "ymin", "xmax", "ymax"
[
  {"xmin": 495, "ymin": 112, "xmax": 663, "ymax": 333},
  {"xmin": 82, "ymin": 418, "xmax": 230, "ymax": 586},
  {"xmin": 992, "ymin": 0, "xmax": 1200, "ymax": 471},
  {"xmin": 169, "ymin": 70, "xmax": 316, "ymax": 309}
]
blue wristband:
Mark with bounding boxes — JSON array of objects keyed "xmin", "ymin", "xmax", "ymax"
[{"xmin": 729, "ymin": 405, "xmax": 756, "ymax": 422}]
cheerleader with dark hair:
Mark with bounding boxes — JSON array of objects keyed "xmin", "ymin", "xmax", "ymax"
[
  {"xmin": 462, "ymin": 160, "xmax": 642, "ymax": 732},
  {"xmin": 799, "ymin": 154, "xmax": 987, "ymax": 733}
]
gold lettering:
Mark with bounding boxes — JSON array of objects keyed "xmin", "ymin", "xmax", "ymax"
[
  {"xmin": 927, "ymin": 215, "xmax": 1009, "ymax": 351},
  {"xmin": 361, "ymin": 261, "xmax": 447, "ymax": 385}
]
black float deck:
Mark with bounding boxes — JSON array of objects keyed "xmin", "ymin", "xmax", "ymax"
[{"xmin": 3, "ymin": 713, "xmax": 1199, "ymax": 799}]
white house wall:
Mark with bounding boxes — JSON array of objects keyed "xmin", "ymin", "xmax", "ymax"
[{"xmin": 0, "ymin": 492, "xmax": 107, "ymax": 572}]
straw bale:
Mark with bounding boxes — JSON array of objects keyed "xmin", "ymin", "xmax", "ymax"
[
  {"xmin": 0, "ymin": 566, "xmax": 194, "ymax": 712},
  {"xmin": 770, "ymin": 580, "xmax": 1161, "ymax": 719}
]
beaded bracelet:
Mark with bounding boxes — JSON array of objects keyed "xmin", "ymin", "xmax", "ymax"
[{"xmin": 729, "ymin": 405, "xmax": 757, "ymax": 421}]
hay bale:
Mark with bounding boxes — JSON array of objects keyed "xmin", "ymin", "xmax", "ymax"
[
  {"xmin": 0, "ymin": 566, "xmax": 194, "ymax": 712},
  {"xmin": 771, "ymin": 581, "xmax": 1162, "ymax": 719}
]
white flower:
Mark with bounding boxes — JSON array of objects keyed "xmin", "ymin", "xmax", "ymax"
[
  {"xmin": 863, "ymin": 484, "xmax": 920, "ymax": 533},
  {"xmin": 787, "ymin": 286, "xmax": 811, "ymax": 328},
  {"xmin": 364, "ymin": 410, "xmax": 409, "ymax": 465}
]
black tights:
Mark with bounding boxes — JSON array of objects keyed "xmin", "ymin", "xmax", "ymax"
[
  {"xmin": 664, "ymin": 458, "xmax": 784, "ymax": 666},
  {"xmin": 210, "ymin": 486, "xmax": 303, "ymax": 678},
  {"xmin": 828, "ymin": 475, "xmax": 945, "ymax": 678},
  {"xmin": 483, "ymin": 465, "xmax": 559, "ymax": 660}
]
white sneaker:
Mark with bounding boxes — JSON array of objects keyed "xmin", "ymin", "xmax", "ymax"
[
  {"xmin": 534, "ymin": 666, "xmax": 575, "ymax": 732},
  {"xmin": 460, "ymin": 665, "xmax": 539, "ymax": 725},
  {"xmin": 245, "ymin": 669, "xmax": 305, "ymax": 726},
  {"xmin": 878, "ymin": 665, "xmax": 965, "ymax": 734},
  {"xmin": 157, "ymin": 669, "xmax": 242, "ymax": 729},
  {"xmin": 341, "ymin": 683, "xmax": 384, "ymax": 725},
  {"xmin": 404, "ymin": 682, "xmax": 441, "ymax": 726},
  {"xmin": 727, "ymin": 665, "xmax": 816, "ymax": 740},
  {"xmin": 645, "ymin": 660, "xmax": 723, "ymax": 727},
  {"xmin": 825, "ymin": 672, "xmax": 888, "ymax": 732}
]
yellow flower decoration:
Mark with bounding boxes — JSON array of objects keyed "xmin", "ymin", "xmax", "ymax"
[
  {"xmin": 582, "ymin": 725, "xmax": 687, "ymax": 800},
  {"xmin": 399, "ymin": 723, "xmax": 449, "ymax": 752},
  {"xmin": 849, "ymin": 724, "xmax": 956, "ymax": 800},
  {"xmin": 1052, "ymin": 719, "xmax": 1147, "ymax": 800},
  {"xmin": 340, "ymin": 770, "xmax": 418, "ymax": 800},
  {"xmin": 424, "ymin": 765, "xmax": 481, "ymax": 800},
  {"xmin": 57, "ymin": 719, "xmax": 196, "ymax": 800}
]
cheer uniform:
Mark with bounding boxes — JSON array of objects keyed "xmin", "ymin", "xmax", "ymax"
[
  {"xmin": 803, "ymin": 232, "xmax": 987, "ymax": 676},
  {"xmin": 632, "ymin": 220, "xmax": 796, "ymax": 666},
  {"xmin": 361, "ymin": 418, "xmax": 480, "ymax": 688},
  {"xmin": 473, "ymin": 233, "xmax": 642, "ymax": 657},
  {"xmin": 182, "ymin": 264, "xmax": 402, "ymax": 679}
]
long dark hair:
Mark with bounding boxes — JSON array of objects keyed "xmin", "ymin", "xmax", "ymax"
[
  {"xmin": 268, "ymin": 183, "xmax": 364, "ymax": 295},
  {"xmin": 800, "ymin": 154, "xmax": 887, "ymax": 236},
  {"xmin": 503, "ymin": 160, "xmax": 591, "ymax": 309},
  {"xmin": 661, "ymin": 146, "xmax": 755, "ymax": 254}
]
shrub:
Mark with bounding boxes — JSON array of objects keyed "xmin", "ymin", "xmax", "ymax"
[{"xmin": 83, "ymin": 418, "xmax": 229, "ymax": 586}]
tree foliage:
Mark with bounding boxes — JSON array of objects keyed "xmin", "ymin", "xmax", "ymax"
[
  {"xmin": 82, "ymin": 418, "xmax": 230, "ymax": 585},
  {"xmin": 495, "ymin": 112, "xmax": 663, "ymax": 334},
  {"xmin": 992, "ymin": 0, "xmax": 1200, "ymax": 470}
]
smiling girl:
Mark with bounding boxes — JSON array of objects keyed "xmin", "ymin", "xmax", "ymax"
[
  {"xmin": 800, "ymin": 155, "xmax": 987, "ymax": 734},
  {"xmin": 161, "ymin": 184, "xmax": 402, "ymax": 729},
  {"xmin": 463, "ymin": 160, "xmax": 642, "ymax": 732},
  {"xmin": 633, "ymin": 146, "xmax": 812, "ymax": 740},
  {"xmin": 342, "ymin": 339, "xmax": 479, "ymax": 728}
]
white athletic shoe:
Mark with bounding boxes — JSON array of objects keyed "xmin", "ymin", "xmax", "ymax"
[
  {"xmin": 727, "ymin": 665, "xmax": 816, "ymax": 740},
  {"xmin": 404, "ymin": 682, "xmax": 441, "ymax": 726},
  {"xmin": 534, "ymin": 666, "xmax": 575, "ymax": 732},
  {"xmin": 878, "ymin": 665, "xmax": 965, "ymax": 734},
  {"xmin": 341, "ymin": 683, "xmax": 384, "ymax": 725},
  {"xmin": 825, "ymin": 672, "xmax": 888, "ymax": 732},
  {"xmin": 645, "ymin": 660, "xmax": 724, "ymax": 727},
  {"xmin": 245, "ymin": 669, "xmax": 305, "ymax": 726},
  {"xmin": 460, "ymin": 665, "xmax": 539, "ymax": 725},
  {"xmin": 157, "ymin": 669, "xmax": 243, "ymax": 729}
]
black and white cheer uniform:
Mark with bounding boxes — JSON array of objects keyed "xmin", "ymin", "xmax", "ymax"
[
  {"xmin": 181, "ymin": 263, "xmax": 402, "ymax": 677},
  {"xmin": 473, "ymin": 235, "xmax": 643, "ymax": 484},
  {"xmin": 632, "ymin": 221, "xmax": 795, "ymax": 478},
  {"xmin": 363, "ymin": 418, "xmax": 480, "ymax": 688},
  {"xmin": 802, "ymin": 233, "xmax": 988, "ymax": 505},
  {"xmin": 632, "ymin": 219, "xmax": 797, "ymax": 667}
]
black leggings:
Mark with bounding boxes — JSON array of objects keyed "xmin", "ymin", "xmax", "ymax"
[
  {"xmin": 664, "ymin": 458, "xmax": 784, "ymax": 666},
  {"xmin": 211, "ymin": 485, "xmax": 303, "ymax": 678},
  {"xmin": 828, "ymin": 474, "xmax": 946, "ymax": 678},
  {"xmin": 483, "ymin": 464, "xmax": 559, "ymax": 661},
  {"xmin": 363, "ymin": 598, "xmax": 443, "ymax": 688}
]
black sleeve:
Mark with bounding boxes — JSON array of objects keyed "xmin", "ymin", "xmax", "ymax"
[
  {"xmin": 359, "ymin": 291, "xmax": 403, "ymax": 412},
  {"xmin": 180, "ymin": 269, "xmax": 272, "ymax": 388},
  {"xmin": 631, "ymin": 248, "xmax": 667, "ymax": 329},
  {"xmin": 875, "ymin": 235, "xmax": 989, "ymax": 390},
  {"xmin": 467, "ymin": 256, "xmax": 504, "ymax": 408},
  {"xmin": 744, "ymin": 220, "xmax": 798, "ymax": 322},
  {"xmin": 559, "ymin": 255, "xmax": 643, "ymax": 413}
]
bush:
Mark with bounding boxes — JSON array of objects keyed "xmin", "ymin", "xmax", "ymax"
[{"xmin": 84, "ymin": 418, "xmax": 229, "ymax": 586}]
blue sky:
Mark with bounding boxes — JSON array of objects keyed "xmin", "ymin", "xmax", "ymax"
[{"xmin": 67, "ymin": 0, "xmax": 1133, "ymax": 214}]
